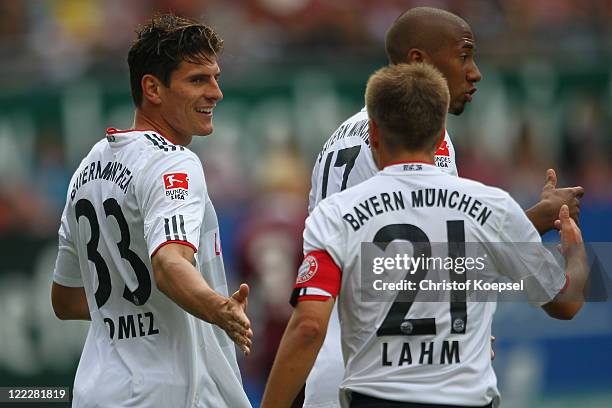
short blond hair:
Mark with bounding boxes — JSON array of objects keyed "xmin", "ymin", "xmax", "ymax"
[{"xmin": 365, "ymin": 63, "xmax": 449, "ymax": 151}]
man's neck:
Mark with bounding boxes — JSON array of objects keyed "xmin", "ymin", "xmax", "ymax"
[
  {"xmin": 378, "ymin": 150, "xmax": 435, "ymax": 169},
  {"xmin": 133, "ymin": 109, "xmax": 191, "ymax": 146}
]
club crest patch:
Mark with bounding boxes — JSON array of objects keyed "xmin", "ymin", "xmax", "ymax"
[
  {"xmin": 163, "ymin": 172, "xmax": 189, "ymax": 201},
  {"xmin": 296, "ymin": 255, "xmax": 318, "ymax": 284}
]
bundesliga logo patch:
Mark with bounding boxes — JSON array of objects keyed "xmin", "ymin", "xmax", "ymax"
[
  {"xmin": 435, "ymin": 141, "xmax": 451, "ymax": 168},
  {"xmin": 436, "ymin": 140, "xmax": 450, "ymax": 157},
  {"xmin": 163, "ymin": 172, "xmax": 189, "ymax": 201},
  {"xmin": 296, "ymin": 255, "xmax": 318, "ymax": 284}
]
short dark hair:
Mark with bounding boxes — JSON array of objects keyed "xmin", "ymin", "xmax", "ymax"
[
  {"xmin": 128, "ymin": 14, "xmax": 223, "ymax": 106},
  {"xmin": 385, "ymin": 7, "xmax": 468, "ymax": 64},
  {"xmin": 365, "ymin": 63, "xmax": 449, "ymax": 151}
]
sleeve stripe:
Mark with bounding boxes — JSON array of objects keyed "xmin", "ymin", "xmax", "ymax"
[
  {"xmin": 145, "ymin": 133, "xmax": 184, "ymax": 152},
  {"xmin": 179, "ymin": 214, "xmax": 187, "ymax": 240},
  {"xmin": 145, "ymin": 134, "xmax": 162, "ymax": 149},
  {"xmin": 164, "ymin": 218, "xmax": 171, "ymax": 240},
  {"xmin": 171, "ymin": 215, "xmax": 179, "ymax": 240},
  {"xmin": 164, "ymin": 215, "xmax": 187, "ymax": 241},
  {"xmin": 153, "ymin": 133, "xmax": 167, "ymax": 145}
]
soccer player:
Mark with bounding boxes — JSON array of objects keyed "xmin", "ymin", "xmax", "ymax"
[
  {"xmin": 261, "ymin": 63, "xmax": 588, "ymax": 408},
  {"xmin": 51, "ymin": 15, "xmax": 252, "ymax": 407},
  {"xmin": 301, "ymin": 7, "xmax": 584, "ymax": 408}
]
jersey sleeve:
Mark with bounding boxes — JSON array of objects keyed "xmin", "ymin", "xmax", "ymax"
[
  {"xmin": 307, "ymin": 153, "xmax": 322, "ymax": 214},
  {"xmin": 490, "ymin": 194, "xmax": 567, "ymax": 305},
  {"xmin": 291, "ymin": 200, "xmax": 345, "ymax": 305},
  {"xmin": 53, "ymin": 202, "xmax": 83, "ymax": 287},
  {"xmin": 137, "ymin": 151, "xmax": 206, "ymax": 257},
  {"xmin": 435, "ymin": 130, "xmax": 458, "ymax": 177}
]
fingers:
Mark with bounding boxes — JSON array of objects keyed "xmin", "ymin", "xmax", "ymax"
[
  {"xmin": 558, "ymin": 204, "xmax": 572, "ymax": 234},
  {"xmin": 572, "ymin": 186, "xmax": 585, "ymax": 198},
  {"xmin": 238, "ymin": 328, "xmax": 253, "ymax": 356},
  {"xmin": 225, "ymin": 316, "xmax": 253, "ymax": 356},
  {"xmin": 231, "ymin": 283, "xmax": 250, "ymax": 304},
  {"xmin": 557, "ymin": 203, "xmax": 584, "ymax": 246},
  {"xmin": 237, "ymin": 327, "xmax": 254, "ymax": 356},
  {"xmin": 216, "ymin": 290, "xmax": 255, "ymax": 356},
  {"xmin": 558, "ymin": 204, "xmax": 570, "ymax": 224},
  {"xmin": 542, "ymin": 168, "xmax": 557, "ymax": 191},
  {"xmin": 226, "ymin": 302, "xmax": 253, "ymax": 355}
]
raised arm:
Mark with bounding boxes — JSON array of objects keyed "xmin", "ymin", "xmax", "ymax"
[
  {"xmin": 525, "ymin": 169, "xmax": 584, "ymax": 235},
  {"xmin": 152, "ymin": 243, "xmax": 253, "ymax": 355},
  {"xmin": 541, "ymin": 205, "xmax": 589, "ymax": 320}
]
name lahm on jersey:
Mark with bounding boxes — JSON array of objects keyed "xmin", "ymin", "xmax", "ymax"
[
  {"xmin": 103, "ymin": 312, "xmax": 159, "ymax": 340},
  {"xmin": 318, "ymin": 118, "xmax": 369, "ymax": 163},
  {"xmin": 411, "ymin": 189, "xmax": 493, "ymax": 226},
  {"xmin": 70, "ymin": 160, "xmax": 134, "ymax": 201},
  {"xmin": 343, "ymin": 191, "xmax": 405, "ymax": 231},
  {"xmin": 381, "ymin": 340, "xmax": 460, "ymax": 366}
]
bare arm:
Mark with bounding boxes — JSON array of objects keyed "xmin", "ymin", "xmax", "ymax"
[
  {"xmin": 51, "ymin": 283, "xmax": 91, "ymax": 320},
  {"xmin": 261, "ymin": 298, "xmax": 334, "ymax": 408},
  {"xmin": 526, "ymin": 169, "xmax": 584, "ymax": 235},
  {"xmin": 541, "ymin": 205, "xmax": 589, "ymax": 320},
  {"xmin": 152, "ymin": 243, "xmax": 253, "ymax": 355}
]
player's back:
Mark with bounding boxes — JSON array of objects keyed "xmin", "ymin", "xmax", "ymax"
[
  {"xmin": 305, "ymin": 109, "xmax": 459, "ymax": 408},
  {"xmin": 305, "ymin": 162, "xmax": 564, "ymax": 407},
  {"xmin": 58, "ymin": 129, "xmax": 249, "ymax": 408}
]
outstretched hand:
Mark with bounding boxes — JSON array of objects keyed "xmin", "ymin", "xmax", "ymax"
[
  {"xmin": 526, "ymin": 169, "xmax": 584, "ymax": 234},
  {"xmin": 555, "ymin": 204, "xmax": 584, "ymax": 256},
  {"xmin": 217, "ymin": 283, "xmax": 253, "ymax": 356},
  {"xmin": 542, "ymin": 169, "xmax": 584, "ymax": 227}
]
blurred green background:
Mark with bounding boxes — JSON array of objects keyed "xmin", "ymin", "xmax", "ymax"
[{"xmin": 0, "ymin": 0, "xmax": 611, "ymax": 407}]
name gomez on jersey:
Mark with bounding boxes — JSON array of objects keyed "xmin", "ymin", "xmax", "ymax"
[{"xmin": 295, "ymin": 163, "xmax": 566, "ymax": 407}]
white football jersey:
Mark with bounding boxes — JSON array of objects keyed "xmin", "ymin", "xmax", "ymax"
[
  {"xmin": 53, "ymin": 129, "xmax": 251, "ymax": 408},
  {"xmin": 305, "ymin": 107, "xmax": 458, "ymax": 407},
  {"xmin": 297, "ymin": 163, "xmax": 566, "ymax": 407}
]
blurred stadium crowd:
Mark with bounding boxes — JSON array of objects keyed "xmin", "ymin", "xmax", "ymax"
[
  {"xmin": 3, "ymin": 0, "xmax": 612, "ymax": 76},
  {"xmin": 0, "ymin": 0, "xmax": 611, "ymax": 405}
]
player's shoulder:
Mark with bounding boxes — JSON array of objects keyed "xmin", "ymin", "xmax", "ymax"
[
  {"xmin": 108, "ymin": 128, "xmax": 203, "ymax": 181},
  {"xmin": 319, "ymin": 108, "xmax": 369, "ymax": 153},
  {"xmin": 118, "ymin": 129, "xmax": 200, "ymax": 165},
  {"xmin": 334, "ymin": 107, "xmax": 368, "ymax": 132},
  {"xmin": 318, "ymin": 170, "xmax": 383, "ymax": 209},
  {"xmin": 106, "ymin": 128, "xmax": 190, "ymax": 153},
  {"xmin": 453, "ymin": 175, "xmax": 512, "ymax": 202}
]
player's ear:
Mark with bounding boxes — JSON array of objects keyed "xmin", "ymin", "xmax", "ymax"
[
  {"xmin": 406, "ymin": 48, "xmax": 426, "ymax": 63},
  {"xmin": 141, "ymin": 74, "xmax": 163, "ymax": 105}
]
